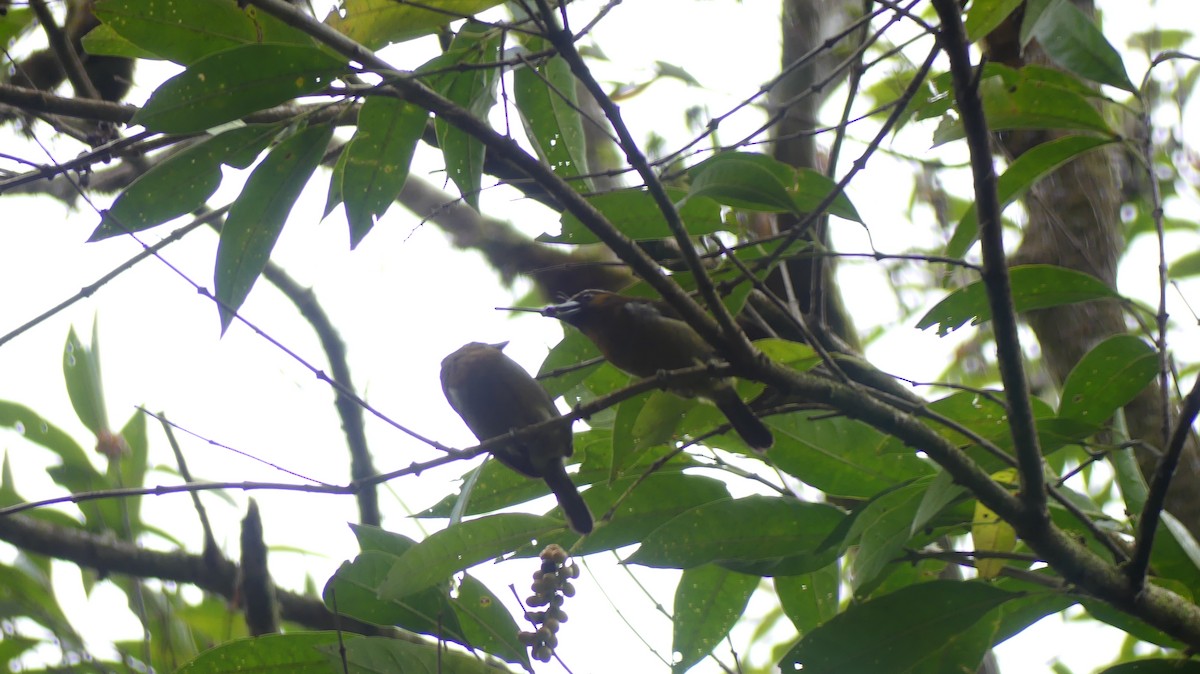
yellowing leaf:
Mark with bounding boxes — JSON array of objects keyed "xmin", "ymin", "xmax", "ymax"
[{"xmin": 972, "ymin": 469, "xmax": 1017, "ymax": 580}]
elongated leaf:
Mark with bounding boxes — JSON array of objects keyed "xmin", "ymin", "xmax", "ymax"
[
  {"xmin": 379, "ymin": 514, "xmax": 561, "ymax": 599},
  {"xmin": 427, "ymin": 22, "xmax": 501, "ymax": 211},
  {"xmin": 92, "ymin": 125, "xmax": 280, "ymax": 240},
  {"xmin": 0, "ymin": 402, "xmax": 90, "ymax": 469},
  {"xmin": 770, "ymin": 412, "xmax": 933, "ymax": 498},
  {"xmin": 916, "ymin": 264, "xmax": 1119, "ymax": 336},
  {"xmin": 451, "ymin": 575, "xmax": 530, "ymax": 668},
  {"xmin": 320, "ymin": 636, "xmax": 499, "ymax": 673},
  {"xmin": 946, "ymin": 135, "xmax": 1114, "ymax": 257},
  {"xmin": 964, "ymin": 0, "xmax": 1025, "ymax": 43},
  {"xmin": 775, "ymin": 564, "xmax": 839, "ymax": 635},
  {"xmin": 133, "ymin": 44, "xmax": 346, "ymax": 133},
  {"xmin": 80, "ymin": 23, "xmax": 160, "ymax": 60},
  {"xmin": 673, "ymin": 565, "xmax": 757, "ymax": 674},
  {"xmin": 688, "ymin": 152, "xmax": 800, "ymax": 215},
  {"xmin": 216, "ymin": 124, "xmax": 333, "ymax": 332},
  {"xmin": 63, "ymin": 324, "xmax": 107, "ymax": 435},
  {"xmin": 972, "ymin": 470, "xmax": 1018, "ymax": 580},
  {"xmin": 780, "ymin": 581, "xmax": 1017, "ymax": 673},
  {"xmin": 1099, "ymin": 661, "xmax": 1200, "ymax": 674},
  {"xmin": 934, "ymin": 69, "xmax": 1112, "ymax": 144},
  {"xmin": 325, "ymin": 0, "xmax": 506, "ymax": 50},
  {"xmin": 844, "ymin": 479, "xmax": 931, "ymax": 591},
  {"xmin": 794, "ymin": 168, "xmax": 862, "ymax": 222},
  {"xmin": 515, "ymin": 46, "xmax": 590, "ymax": 192},
  {"xmin": 611, "ymin": 389, "xmax": 659, "ymax": 480},
  {"xmin": 1029, "ymin": 0, "xmax": 1135, "ymax": 91},
  {"xmin": 545, "ymin": 187, "xmax": 725, "ymax": 243},
  {"xmin": 95, "ymin": 0, "xmax": 314, "ymax": 65},
  {"xmin": 625, "ymin": 495, "xmax": 845, "ymax": 569},
  {"xmin": 340, "ymin": 97, "xmax": 428, "ymax": 247},
  {"xmin": 569, "ymin": 473, "xmax": 730, "ymax": 556},
  {"xmin": 110, "ymin": 410, "xmax": 148, "ymax": 530},
  {"xmin": 1059, "ymin": 335, "xmax": 1158, "ymax": 424},
  {"xmin": 912, "ymin": 469, "xmax": 965, "ymax": 534},
  {"xmin": 1169, "ymin": 250, "xmax": 1200, "ymax": 279},
  {"xmin": 176, "ymin": 632, "xmax": 347, "ymax": 673}
]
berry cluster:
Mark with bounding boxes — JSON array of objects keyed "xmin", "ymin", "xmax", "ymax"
[{"xmin": 518, "ymin": 544, "xmax": 579, "ymax": 663}]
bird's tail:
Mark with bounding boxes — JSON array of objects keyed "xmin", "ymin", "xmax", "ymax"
[
  {"xmin": 714, "ymin": 389, "xmax": 774, "ymax": 451},
  {"xmin": 543, "ymin": 464, "xmax": 594, "ymax": 534}
]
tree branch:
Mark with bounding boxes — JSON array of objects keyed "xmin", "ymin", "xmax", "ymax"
[{"xmin": 930, "ymin": 0, "xmax": 1046, "ymax": 518}]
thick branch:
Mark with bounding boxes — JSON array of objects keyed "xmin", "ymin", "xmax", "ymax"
[
  {"xmin": 930, "ymin": 0, "xmax": 1046, "ymax": 517},
  {"xmin": 0, "ymin": 511, "xmax": 390, "ymax": 637},
  {"xmin": 752, "ymin": 358, "xmax": 1200, "ymax": 648}
]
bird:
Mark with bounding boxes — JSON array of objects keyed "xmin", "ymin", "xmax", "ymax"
[
  {"xmin": 540, "ymin": 289, "xmax": 774, "ymax": 451},
  {"xmin": 440, "ymin": 342, "xmax": 593, "ymax": 534}
]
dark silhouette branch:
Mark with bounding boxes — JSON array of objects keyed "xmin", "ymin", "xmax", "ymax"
[{"xmin": 931, "ymin": 0, "xmax": 1046, "ymax": 518}]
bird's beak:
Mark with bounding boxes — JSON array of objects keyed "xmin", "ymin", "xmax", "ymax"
[
  {"xmin": 489, "ymin": 341, "xmax": 510, "ymax": 351},
  {"xmin": 541, "ymin": 299, "xmax": 582, "ymax": 320}
]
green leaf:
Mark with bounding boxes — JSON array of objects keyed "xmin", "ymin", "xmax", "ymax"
[
  {"xmin": 964, "ymin": 0, "xmax": 1025, "ymax": 43},
  {"xmin": 324, "ymin": 0, "xmax": 506, "ymax": 50},
  {"xmin": 92, "ymin": 125, "xmax": 280, "ymax": 240},
  {"xmin": 912, "ymin": 469, "xmax": 967, "ymax": 534},
  {"xmin": 775, "ymin": 564, "xmax": 839, "ymax": 635},
  {"xmin": 176, "ymin": 632, "xmax": 348, "ymax": 673},
  {"xmin": 63, "ymin": 324, "xmax": 108, "ymax": 435},
  {"xmin": 916, "ymin": 264, "xmax": 1119, "ymax": 336},
  {"xmin": 537, "ymin": 328, "xmax": 602, "ymax": 398},
  {"xmin": 379, "ymin": 514, "xmax": 562, "ymax": 599},
  {"xmin": 625, "ymin": 495, "xmax": 846, "ymax": 570},
  {"xmin": 672, "ymin": 565, "xmax": 758, "ymax": 674},
  {"xmin": 1111, "ymin": 444, "xmax": 1149, "ymax": 519},
  {"xmin": 515, "ymin": 47, "xmax": 590, "ymax": 192},
  {"xmin": 1098, "ymin": 660, "xmax": 1200, "ymax": 673},
  {"xmin": 1168, "ymin": 250, "xmax": 1200, "ymax": 279},
  {"xmin": 320, "ymin": 636, "xmax": 499, "ymax": 673},
  {"xmin": 426, "ymin": 22, "xmax": 501, "ymax": 212},
  {"xmin": 545, "ymin": 187, "xmax": 725, "ymax": 243},
  {"xmin": 631, "ymin": 390, "xmax": 694, "ymax": 451},
  {"xmin": 688, "ymin": 152, "xmax": 800, "ymax": 215},
  {"xmin": 132, "ymin": 44, "xmax": 345, "ymax": 134},
  {"xmin": 769, "ymin": 412, "xmax": 933, "ymax": 498},
  {"xmin": 934, "ymin": 68, "xmax": 1112, "ymax": 145},
  {"xmin": 844, "ymin": 480, "xmax": 932, "ymax": 591},
  {"xmin": 780, "ymin": 581, "xmax": 1018, "ymax": 673},
  {"xmin": 0, "ymin": 9, "xmax": 34, "ymax": 46},
  {"xmin": 610, "ymin": 389, "xmax": 658, "ymax": 480},
  {"xmin": 755, "ymin": 338, "xmax": 822, "ymax": 370},
  {"xmin": 569, "ymin": 473, "xmax": 730, "ymax": 556},
  {"xmin": 216, "ymin": 124, "xmax": 333, "ymax": 332},
  {"xmin": 0, "ymin": 402, "xmax": 94, "ymax": 482},
  {"xmin": 990, "ymin": 577, "xmax": 1077, "ymax": 644},
  {"xmin": 341, "ymin": 97, "xmax": 428, "ymax": 247},
  {"xmin": 110, "ymin": 410, "xmax": 148, "ymax": 528},
  {"xmin": 80, "ymin": 23, "xmax": 161, "ymax": 60},
  {"xmin": 946, "ymin": 135, "xmax": 1114, "ymax": 257},
  {"xmin": 1059, "ymin": 335, "xmax": 1158, "ymax": 424},
  {"xmin": 451, "ymin": 574, "xmax": 530, "ymax": 667},
  {"xmin": 793, "ymin": 168, "xmax": 863, "ymax": 223},
  {"xmin": 96, "ymin": 0, "xmax": 315, "ymax": 64},
  {"xmin": 1029, "ymin": 0, "xmax": 1136, "ymax": 91},
  {"xmin": 324, "ymin": 551, "xmax": 469, "ymax": 641},
  {"xmin": 1081, "ymin": 597, "xmax": 1184, "ymax": 649}
]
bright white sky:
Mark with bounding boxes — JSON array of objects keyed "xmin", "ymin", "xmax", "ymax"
[{"xmin": 1, "ymin": 1, "xmax": 1198, "ymax": 672}]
